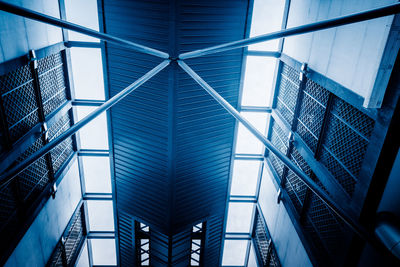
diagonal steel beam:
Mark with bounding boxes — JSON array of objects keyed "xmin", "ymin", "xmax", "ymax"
[
  {"xmin": 0, "ymin": 60, "xmax": 170, "ymax": 188},
  {"xmin": 177, "ymin": 59, "xmax": 373, "ymax": 243},
  {"xmin": 179, "ymin": 2, "xmax": 400, "ymax": 59},
  {"xmin": 0, "ymin": 1, "xmax": 169, "ymax": 59}
]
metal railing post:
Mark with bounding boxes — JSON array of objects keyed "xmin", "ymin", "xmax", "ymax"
[
  {"xmin": 179, "ymin": 2, "xmax": 400, "ymax": 59},
  {"xmin": 0, "ymin": 60, "xmax": 170, "ymax": 187},
  {"xmin": 177, "ymin": 59, "xmax": 372, "ymax": 242},
  {"xmin": 0, "ymin": 1, "xmax": 169, "ymax": 59}
]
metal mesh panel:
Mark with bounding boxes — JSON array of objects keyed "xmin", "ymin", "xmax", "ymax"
[
  {"xmin": 305, "ymin": 193, "xmax": 351, "ymax": 265},
  {"xmin": 271, "ymin": 59, "xmax": 376, "ymax": 266},
  {"xmin": 268, "ymin": 120, "xmax": 288, "ymax": 180},
  {"xmin": 284, "ymin": 148, "xmax": 314, "ymax": 214},
  {"xmin": 38, "ymin": 53, "xmax": 67, "ymax": 116},
  {"xmin": 276, "ymin": 64, "xmax": 300, "ymax": 126},
  {"xmin": 1, "ymin": 80, "xmax": 39, "ymax": 142},
  {"xmin": 296, "ymin": 79, "xmax": 329, "ymax": 153},
  {"xmin": 319, "ymin": 98, "xmax": 373, "ymax": 196},
  {"xmin": 38, "ymin": 53, "xmax": 63, "ymax": 74},
  {"xmin": 254, "ymin": 211, "xmax": 281, "ymax": 267},
  {"xmin": 15, "ymin": 137, "xmax": 50, "ymax": 202},
  {"xmin": 48, "ymin": 205, "xmax": 85, "ymax": 267},
  {"xmin": 49, "ymin": 242, "xmax": 65, "ymax": 267},
  {"xmin": 0, "ymin": 65, "xmax": 32, "ymax": 95},
  {"xmin": 284, "ymin": 169, "xmax": 305, "ymax": 213},
  {"xmin": 64, "ymin": 208, "xmax": 85, "ymax": 265},
  {"xmin": 296, "ymin": 88, "xmax": 326, "ymax": 153},
  {"xmin": 331, "ymin": 97, "xmax": 374, "ymax": 139},
  {"xmin": 320, "ymin": 97, "xmax": 373, "ymax": 196},
  {"xmin": 48, "ymin": 113, "xmax": 73, "ymax": 174}
]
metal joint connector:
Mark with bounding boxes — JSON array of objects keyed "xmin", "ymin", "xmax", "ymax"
[
  {"xmin": 277, "ymin": 189, "xmax": 283, "ymax": 204},
  {"xmin": 50, "ymin": 182, "xmax": 57, "ymax": 198},
  {"xmin": 288, "ymin": 131, "xmax": 295, "ymax": 145},
  {"xmin": 28, "ymin": 50, "xmax": 38, "ymax": 69},
  {"xmin": 299, "ymin": 63, "xmax": 308, "ymax": 81},
  {"xmin": 41, "ymin": 122, "xmax": 49, "ymax": 141}
]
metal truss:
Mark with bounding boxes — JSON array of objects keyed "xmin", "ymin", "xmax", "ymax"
[{"xmin": 1, "ymin": 0, "xmax": 400, "ymax": 260}]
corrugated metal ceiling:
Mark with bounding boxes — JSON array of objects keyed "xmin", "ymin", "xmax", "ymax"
[{"xmin": 102, "ymin": 0, "xmax": 249, "ymax": 265}]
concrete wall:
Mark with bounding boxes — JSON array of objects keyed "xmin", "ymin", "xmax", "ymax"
[
  {"xmin": 0, "ymin": 0, "xmax": 63, "ymax": 64},
  {"xmin": 258, "ymin": 164, "xmax": 312, "ymax": 267},
  {"xmin": 4, "ymin": 160, "xmax": 81, "ymax": 267},
  {"xmin": 283, "ymin": 0, "xmax": 398, "ymax": 108}
]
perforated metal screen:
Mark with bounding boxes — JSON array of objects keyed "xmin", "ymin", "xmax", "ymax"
[
  {"xmin": 47, "ymin": 203, "xmax": 86, "ymax": 267},
  {"xmin": 268, "ymin": 61, "xmax": 375, "ymax": 266},
  {"xmin": 38, "ymin": 53, "xmax": 67, "ymax": 116},
  {"xmin": 0, "ymin": 65, "xmax": 38, "ymax": 143},
  {"xmin": 0, "ymin": 48, "xmax": 74, "ymax": 259},
  {"xmin": 253, "ymin": 210, "xmax": 281, "ymax": 267}
]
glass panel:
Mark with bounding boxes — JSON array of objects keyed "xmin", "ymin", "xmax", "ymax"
[
  {"xmin": 222, "ymin": 239, "xmax": 249, "ymax": 266},
  {"xmin": 248, "ymin": 241, "xmax": 259, "ymax": 267},
  {"xmin": 241, "ymin": 56, "xmax": 276, "ymax": 107},
  {"xmin": 65, "ymin": 0, "xmax": 100, "ymax": 42},
  {"xmin": 91, "ymin": 239, "xmax": 117, "ymax": 265},
  {"xmin": 226, "ymin": 202, "xmax": 254, "ymax": 233},
  {"xmin": 70, "ymin": 47, "xmax": 105, "ymax": 100},
  {"xmin": 76, "ymin": 106, "xmax": 109, "ymax": 149},
  {"xmin": 87, "ymin": 200, "xmax": 115, "ymax": 231},
  {"xmin": 248, "ymin": 0, "xmax": 285, "ymax": 51},
  {"xmin": 82, "ymin": 156, "xmax": 112, "ymax": 193},
  {"xmin": 230, "ymin": 160, "xmax": 260, "ymax": 196},
  {"xmin": 75, "ymin": 241, "xmax": 90, "ymax": 267},
  {"xmin": 235, "ymin": 112, "xmax": 268, "ymax": 154}
]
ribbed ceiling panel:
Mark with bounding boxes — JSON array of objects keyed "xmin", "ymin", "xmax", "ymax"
[
  {"xmin": 104, "ymin": 0, "xmax": 171, "ymax": 232},
  {"xmin": 102, "ymin": 0, "xmax": 249, "ymax": 265}
]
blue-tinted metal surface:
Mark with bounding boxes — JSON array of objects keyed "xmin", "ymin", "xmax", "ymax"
[{"xmin": 102, "ymin": 0, "xmax": 248, "ymax": 265}]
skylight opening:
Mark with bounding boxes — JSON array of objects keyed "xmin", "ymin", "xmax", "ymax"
[
  {"xmin": 70, "ymin": 47, "xmax": 105, "ymax": 100},
  {"xmin": 241, "ymin": 56, "xmax": 276, "ymax": 107},
  {"xmin": 76, "ymin": 106, "xmax": 109, "ymax": 149},
  {"xmin": 226, "ymin": 202, "xmax": 255, "ymax": 234},
  {"xmin": 191, "ymin": 222, "xmax": 205, "ymax": 266},
  {"xmin": 235, "ymin": 112, "xmax": 268, "ymax": 154},
  {"xmin": 90, "ymin": 238, "xmax": 117, "ymax": 265},
  {"xmin": 81, "ymin": 156, "xmax": 112, "ymax": 193},
  {"xmin": 248, "ymin": 0, "xmax": 286, "ymax": 51},
  {"xmin": 222, "ymin": 0, "xmax": 287, "ymax": 265},
  {"xmin": 64, "ymin": 0, "xmax": 117, "ymax": 266},
  {"xmin": 65, "ymin": 0, "xmax": 100, "ymax": 42},
  {"xmin": 222, "ymin": 239, "xmax": 249, "ymax": 266},
  {"xmin": 135, "ymin": 221, "xmax": 151, "ymax": 267},
  {"xmin": 230, "ymin": 160, "xmax": 261, "ymax": 196},
  {"xmin": 86, "ymin": 200, "xmax": 115, "ymax": 232}
]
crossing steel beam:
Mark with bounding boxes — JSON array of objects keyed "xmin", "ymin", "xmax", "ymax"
[
  {"xmin": 0, "ymin": 60, "xmax": 170, "ymax": 188},
  {"xmin": 179, "ymin": 2, "xmax": 400, "ymax": 59},
  {"xmin": 178, "ymin": 60, "xmax": 374, "ymax": 244},
  {"xmin": 0, "ymin": 1, "xmax": 169, "ymax": 59}
]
